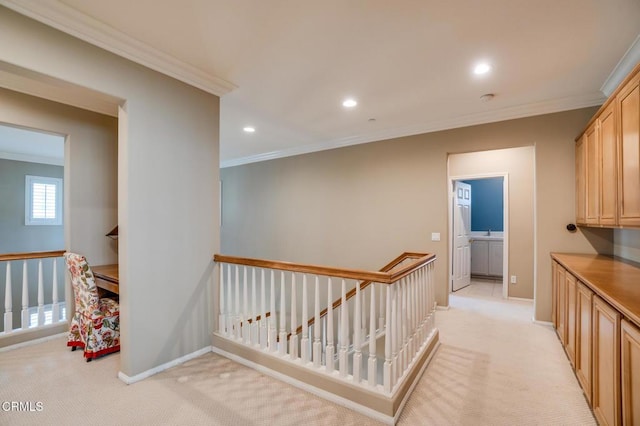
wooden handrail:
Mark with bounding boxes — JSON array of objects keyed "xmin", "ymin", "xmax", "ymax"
[
  {"xmin": 0, "ymin": 250, "xmax": 66, "ymax": 262},
  {"xmin": 214, "ymin": 251, "xmax": 436, "ymax": 340},
  {"xmin": 213, "ymin": 252, "xmax": 435, "ymax": 285}
]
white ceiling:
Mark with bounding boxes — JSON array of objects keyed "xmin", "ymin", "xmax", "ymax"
[
  {"xmin": 0, "ymin": 123, "xmax": 64, "ymax": 166},
  {"xmin": 3, "ymin": 0, "xmax": 640, "ymax": 167}
]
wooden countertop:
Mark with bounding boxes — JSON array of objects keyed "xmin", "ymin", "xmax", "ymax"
[{"xmin": 551, "ymin": 253, "xmax": 640, "ymax": 327}]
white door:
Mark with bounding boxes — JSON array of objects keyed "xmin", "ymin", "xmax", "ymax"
[{"xmin": 452, "ymin": 181, "xmax": 471, "ymax": 291}]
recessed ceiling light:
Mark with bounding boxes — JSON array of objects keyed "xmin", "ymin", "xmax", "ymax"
[
  {"xmin": 243, "ymin": 126, "xmax": 255, "ymax": 133},
  {"xmin": 342, "ymin": 98, "xmax": 357, "ymax": 108},
  {"xmin": 473, "ymin": 63, "xmax": 492, "ymax": 75}
]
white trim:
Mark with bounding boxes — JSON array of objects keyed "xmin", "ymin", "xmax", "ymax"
[
  {"xmin": 222, "ymin": 92, "xmax": 605, "ymax": 168},
  {"xmin": 532, "ymin": 319, "xmax": 553, "ymax": 326},
  {"xmin": 0, "ymin": 150, "xmax": 63, "ymax": 166},
  {"xmin": 0, "ymin": 331, "xmax": 66, "ymax": 352},
  {"xmin": 211, "ymin": 345, "xmax": 396, "ymax": 425},
  {"xmin": 117, "ymin": 346, "xmax": 212, "ymax": 385},
  {"xmin": 507, "ymin": 296, "xmax": 534, "ymax": 302},
  {"xmin": 435, "ymin": 305, "xmax": 450, "ymax": 311},
  {"xmin": 601, "ymin": 35, "xmax": 640, "ymax": 96},
  {"xmin": 0, "ymin": 0, "xmax": 236, "ymax": 97}
]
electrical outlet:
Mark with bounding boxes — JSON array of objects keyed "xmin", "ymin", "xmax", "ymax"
[
  {"xmin": 431, "ymin": 232, "xmax": 441, "ymax": 241},
  {"xmin": 510, "ymin": 275, "xmax": 517, "ymax": 284}
]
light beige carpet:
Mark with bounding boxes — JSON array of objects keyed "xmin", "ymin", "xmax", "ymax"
[{"xmin": 0, "ymin": 291, "xmax": 595, "ymax": 425}]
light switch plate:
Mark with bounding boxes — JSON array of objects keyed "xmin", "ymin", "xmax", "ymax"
[{"xmin": 431, "ymin": 232, "xmax": 441, "ymax": 241}]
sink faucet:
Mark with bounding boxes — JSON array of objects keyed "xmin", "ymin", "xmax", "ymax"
[{"xmin": 487, "ymin": 228, "xmax": 491, "ymax": 236}]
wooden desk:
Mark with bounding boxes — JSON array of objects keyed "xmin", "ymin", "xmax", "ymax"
[{"xmin": 92, "ymin": 264, "xmax": 119, "ymax": 295}]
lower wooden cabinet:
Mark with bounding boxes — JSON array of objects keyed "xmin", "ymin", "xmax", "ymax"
[
  {"xmin": 576, "ymin": 282, "xmax": 593, "ymax": 403},
  {"xmin": 621, "ymin": 319, "xmax": 640, "ymax": 425},
  {"xmin": 566, "ymin": 273, "xmax": 577, "ymax": 366},
  {"xmin": 556, "ymin": 264, "xmax": 567, "ymax": 344},
  {"xmin": 593, "ymin": 295, "xmax": 621, "ymax": 426}
]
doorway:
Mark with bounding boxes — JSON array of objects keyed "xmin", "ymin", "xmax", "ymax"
[{"xmin": 449, "ymin": 173, "xmax": 509, "ymax": 298}]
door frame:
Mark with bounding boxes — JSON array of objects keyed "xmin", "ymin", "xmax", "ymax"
[{"xmin": 448, "ymin": 172, "xmax": 509, "ymax": 298}]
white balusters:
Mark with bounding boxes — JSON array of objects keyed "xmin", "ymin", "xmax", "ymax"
[
  {"xmin": 326, "ymin": 277, "xmax": 335, "ymax": 373},
  {"xmin": 234, "ymin": 265, "xmax": 241, "ymax": 340},
  {"xmin": 4, "ymin": 262, "xmax": 12, "ymax": 332},
  {"xmin": 226, "ymin": 264, "xmax": 232, "ymax": 336},
  {"xmin": 313, "ymin": 275, "xmax": 321, "ymax": 368},
  {"xmin": 36, "ymin": 259, "xmax": 44, "ymax": 326},
  {"xmin": 339, "ymin": 279, "xmax": 348, "ymax": 377},
  {"xmin": 21, "ymin": 260, "xmax": 29, "ymax": 329},
  {"xmin": 279, "ymin": 271, "xmax": 287, "ymax": 356},
  {"xmin": 212, "ymin": 256, "xmax": 437, "ymax": 397},
  {"xmin": 379, "ymin": 284, "xmax": 385, "ymax": 330},
  {"xmin": 243, "ymin": 266, "xmax": 250, "ymax": 343},
  {"xmin": 383, "ymin": 284, "xmax": 392, "ymax": 393},
  {"xmin": 353, "ymin": 281, "xmax": 362, "ymax": 383},
  {"xmin": 368, "ymin": 282, "xmax": 377, "ymax": 387},
  {"xmin": 251, "ymin": 268, "xmax": 258, "ymax": 345},
  {"xmin": 290, "ymin": 273, "xmax": 298, "ymax": 359},
  {"xmin": 301, "ymin": 274, "xmax": 309, "ymax": 363},
  {"xmin": 269, "ymin": 270, "xmax": 277, "ymax": 352},
  {"xmin": 219, "ymin": 262, "xmax": 225, "ymax": 334},
  {"xmin": 260, "ymin": 269, "xmax": 267, "ymax": 349}
]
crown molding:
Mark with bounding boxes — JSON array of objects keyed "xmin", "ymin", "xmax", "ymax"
[
  {"xmin": 601, "ymin": 34, "xmax": 640, "ymax": 96},
  {"xmin": 0, "ymin": 151, "xmax": 63, "ymax": 166},
  {"xmin": 0, "ymin": 0, "xmax": 237, "ymax": 97},
  {"xmin": 221, "ymin": 92, "xmax": 606, "ymax": 168}
]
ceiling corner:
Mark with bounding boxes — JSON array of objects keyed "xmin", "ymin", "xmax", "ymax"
[{"xmin": 0, "ymin": 0, "xmax": 237, "ymax": 97}]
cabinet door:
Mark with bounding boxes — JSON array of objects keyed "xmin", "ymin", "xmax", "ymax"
[
  {"xmin": 576, "ymin": 137, "xmax": 587, "ymax": 224},
  {"xmin": 566, "ymin": 273, "xmax": 577, "ymax": 365},
  {"xmin": 622, "ymin": 319, "xmax": 640, "ymax": 425},
  {"xmin": 600, "ymin": 102, "xmax": 618, "ymax": 226},
  {"xmin": 593, "ymin": 296, "xmax": 621, "ymax": 426},
  {"xmin": 470, "ymin": 240, "xmax": 488, "ymax": 276},
  {"xmin": 586, "ymin": 122, "xmax": 600, "ymax": 225},
  {"xmin": 488, "ymin": 240, "xmax": 503, "ymax": 277},
  {"xmin": 576, "ymin": 282, "xmax": 593, "ymax": 403},
  {"xmin": 556, "ymin": 265, "xmax": 566, "ymax": 343},
  {"xmin": 618, "ymin": 73, "xmax": 640, "ymax": 227}
]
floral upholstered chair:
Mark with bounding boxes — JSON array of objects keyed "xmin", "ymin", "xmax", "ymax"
[{"xmin": 64, "ymin": 253, "xmax": 120, "ymax": 361}]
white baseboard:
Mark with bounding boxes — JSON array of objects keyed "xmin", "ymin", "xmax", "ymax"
[
  {"xmin": 210, "ymin": 345, "xmax": 396, "ymax": 425},
  {"xmin": 436, "ymin": 305, "xmax": 449, "ymax": 311},
  {"xmin": 507, "ymin": 296, "xmax": 534, "ymax": 302},
  {"xmin": 533, "ymin": 319, "xmax": 553, "ymax": 326},
  {"xmin": 0, "ymin": 331, "xmax": 66, "ymax": 353},
  {"xmin": 118, "ymin": 346, "xmax": 212, "ymax": 384}
]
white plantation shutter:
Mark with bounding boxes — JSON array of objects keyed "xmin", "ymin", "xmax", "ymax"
[{"xmin": 25, "ymin": 176, "xmax": 62, "ymax": 225}]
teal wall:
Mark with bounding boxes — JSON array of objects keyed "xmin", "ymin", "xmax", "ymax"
[{"xmin": 463, "ymin": 177, "xmax": 504, "ymax": 232}]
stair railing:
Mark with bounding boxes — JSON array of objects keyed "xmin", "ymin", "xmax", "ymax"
[
  {"xmin": 0, "ymin": 250, "xmax": 66, "ymax": 335},
  {"xmin": 213, "ymin": 251, "xmax": 436, "ymax": 394}
]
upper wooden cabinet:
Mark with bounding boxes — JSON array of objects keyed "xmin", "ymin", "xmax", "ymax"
[
  {"xmin": 576, "ymin": 62, "xmax": 640, "ymax": 228},
  {"xmin": 600, "ymin": 103, "xmax": 618, "ymax": 226},
  {"xmin": 585, "ymin": 122, "xmax": 600, "ymax": 225},
  {"xmin": 617, "ymin": 71, "xmax": 640, "ymax": 226}
]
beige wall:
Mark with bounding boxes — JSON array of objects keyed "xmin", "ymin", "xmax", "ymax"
[
  {"xmin": 449, "ymin": 147, "xmax": 535, "ymax": 299},
  {"xmin": 221, "ymin": 107, "xmax": 613, "ymax": 321},
  {"xmin": 0, "ymin": 88, "xmax": 118, "ymax": 267},
  {"xmin": 614, "ymin": 229, "xmax": 640, "ymax": 262},
  {"xmin": 0, "ymin": 7, "xmax": 220, "ymax": 377}
]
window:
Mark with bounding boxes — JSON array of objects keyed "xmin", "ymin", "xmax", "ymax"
[{"xmin": 25, "ymin": 175, "xmax": 63, "ymax": 226}]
